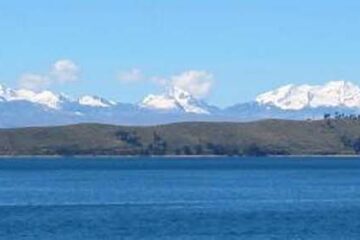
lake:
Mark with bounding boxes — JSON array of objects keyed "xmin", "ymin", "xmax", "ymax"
[{"xmin": 0, "ymin": 157, "xmax": 360, "ymax": 239}]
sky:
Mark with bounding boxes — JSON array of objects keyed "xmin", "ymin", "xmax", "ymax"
[{"xmin": 1, "ymin": 0, "xmax": 360, "ymax": 106}]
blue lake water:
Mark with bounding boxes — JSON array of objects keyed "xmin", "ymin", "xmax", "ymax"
[{"xmin": 0, "ymin": 157, "xmax": 360, "ymax": 239}]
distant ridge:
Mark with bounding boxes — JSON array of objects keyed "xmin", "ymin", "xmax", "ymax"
[{"xmin": 1, "ymin": 119, "xmax": 360, "ymax": 156}]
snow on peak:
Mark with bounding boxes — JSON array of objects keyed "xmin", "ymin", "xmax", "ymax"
[
  {"xmin": 0, "ymin": 84, "xmax": 119, "ymax": 109},
  {"xmin": 0, "ymin": 84, "xmax": 65, "ymax": 109},
  {"xmin": 140, "ymin": 87, "xmax": 210, "ymax": 114},
  {"xmin": 78, "ymin": 95, "xmax": 114, "ymax": 107},
  {"xmin": 256, "ymin": 80, "xmax": 360, "ymax": 110},
  {"xmin": 141, "ymin": 94, "xmax": 178, "ymax": 110},
  {"xmin": 13, "ymin": 89, "xmax": 66, "ymax": 109}
]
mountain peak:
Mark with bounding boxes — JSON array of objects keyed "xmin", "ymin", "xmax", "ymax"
[
  {"xmin": 256, "ymin": 80, "xmax": 360, "ymax": 110},
  {"xmin": 169, "ymin": 86, "xmax": 192, "ymax": 99},
  {"xmin": 0, "ymin": 84, "xmax": 66, "ymax": 109},
  {"xmin": 78, "ymin": 95, "xmax": 114, "ymax": 108},
  {"xmin": 15, "ymin": 89, "xmax": 67, "ymax": 109},
  {"xmin": 140, "ymin": 87, "xmax": 211, "ymax": 114}
]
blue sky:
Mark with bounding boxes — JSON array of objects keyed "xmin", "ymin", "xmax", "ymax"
[{"xmin": 1, "ymin": 0, "xmax": 360, "ymax": 106}]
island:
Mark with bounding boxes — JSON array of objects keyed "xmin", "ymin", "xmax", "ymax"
[{"xmin": 0, "ymin": 118, "xmax": 360, "ymax": 156}]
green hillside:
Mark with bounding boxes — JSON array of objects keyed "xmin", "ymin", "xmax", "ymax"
[{"xmin": 1, "ymin": 119, "xmax": 360, "ymax": 156}]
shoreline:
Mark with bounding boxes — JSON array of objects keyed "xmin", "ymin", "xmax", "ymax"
[{"xmin": 0, "ymin": 154, "xmax": 359, "ymax": 158}]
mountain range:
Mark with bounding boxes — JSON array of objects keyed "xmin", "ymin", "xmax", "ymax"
[{"xmin": 1, "ymin": 80, "xmax": 360, "ymax": 128}]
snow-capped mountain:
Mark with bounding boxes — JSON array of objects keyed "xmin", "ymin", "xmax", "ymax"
[
  {"xmin": 0, "ymin": 84, "xmax": 117, "ymax": 109},
  {"xmin": 140, "ymin": 86, "xmax": 214, "ymax": 114},
  {"xmin": 0, "ymin": 84, "xmax": 220, "ymax": 127},
  {"xmin": 0, "ymin": 84, "xmax": 67, "ymax": 109},
  {"xmin": 78, "ymin": 95, "xmax": 115, "ymax": 108},
  {"xmin": 1, "ymin": 80, "xmax": 360, "ymax": 128},
  {"xmin": 256, "ymin": 80, "xmax": 360, "ymax": 110}
]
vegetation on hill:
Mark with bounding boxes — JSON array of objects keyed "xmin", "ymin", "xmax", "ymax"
[{"xmin": 1, "ymin": 119, "xmax": 360, "ymax": 156}]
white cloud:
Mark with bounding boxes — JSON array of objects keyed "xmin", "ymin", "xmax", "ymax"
[
  {"xmin": 131, "ymin": 69, "xmax": 214, "ymax": 98},
  {"xmin": 18, "ymin": 73, "xmax": 49, "ymax": 91},
  {"xmin": 18, "ymin": 59, "xmax": 80, "ymax": 91},
  {"xmin": 118, "ymin": 68, "xmax": 143, "ymax": 83},
  {"xmin": 116, "ymin": 68, "xmax": 214, "ymax": 98},
  {"xmin": 51, "ymin": 59, "xmax": 80, "ymax": 83},
  {"xmin": 170, "ymin": 70, "xmax": 214, "ymax": 98}
]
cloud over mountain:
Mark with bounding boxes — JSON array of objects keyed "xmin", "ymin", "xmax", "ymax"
[
  {"xmin": 171, "ymin": 70, "xmax": 214, "ymax": 99},
  {"xmin": 50, "ymin": 59, "xmax": 80, "ymax": 83},
  {"xmin": 18, "ymin": 59, "xmax": 80, "ymax": 91},
  {"xmin": 150, "ymin": 70, "xmax": 214, "ymax": 99}
]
